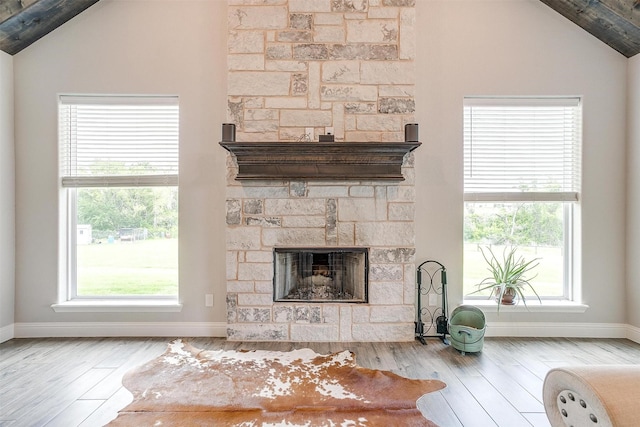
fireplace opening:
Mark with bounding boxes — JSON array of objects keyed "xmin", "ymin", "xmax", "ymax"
[{"xmin": 273, "ymin": 248, "xmax": 368, "ymax": 303}]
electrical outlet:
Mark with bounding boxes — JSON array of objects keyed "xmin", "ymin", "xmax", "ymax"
[
  {"xmin": 305, "ymin": 127, "xmax": 314, "ymax": 141},
  {"xmin": 325, "ymin": 127, "xmax": 334, "ymax": 135},
  {"xmin": 428, "ymin": 294, "xmax": 438, "ymax": 306},
  {"xmin": 205, "ymin": 294, "xmax": 214, "ymax": 307}
]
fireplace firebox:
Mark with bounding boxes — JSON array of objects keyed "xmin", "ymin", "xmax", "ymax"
[{"xmin": 273, "ymin": 248, "xmax": 368, "ymax": 303}]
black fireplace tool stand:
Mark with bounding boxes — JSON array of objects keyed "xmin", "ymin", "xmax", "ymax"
[{"xmin": 415, "ymin": 260, "xmax": 449, "ymax": 345}]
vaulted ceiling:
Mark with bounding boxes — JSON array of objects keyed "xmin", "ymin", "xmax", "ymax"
[
  {"xmin": 0, "ymin": 0, "xmax": 638, "ymax": 57},
  {"xmin": 0, "ymin": 0, "xmax": 101, "ymax": 56},
  {"xmin": 540, "ymin": 0, "xmax": 640, "ymax": 57}
]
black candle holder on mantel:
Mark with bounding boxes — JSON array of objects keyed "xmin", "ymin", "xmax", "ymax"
[
  {"xmin": 415, "ymin": 260, "xmax": 449, "ymax": 346},
  {"xmin": 221, "ymin": 123, "xmax": 236, "ymax": 142},
  {"xmin": 405, "ymin": 123, "xmax": 419, "ymax": 142}
]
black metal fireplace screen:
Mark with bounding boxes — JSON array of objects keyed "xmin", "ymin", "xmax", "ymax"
[{"xmin": 273, "ymin": 247, "xmax": 368, "ymax": 303}]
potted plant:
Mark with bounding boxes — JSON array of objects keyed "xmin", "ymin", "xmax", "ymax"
[{"xmin": 470, "ymin": 246, "xmax": 541, "ymax": 311}]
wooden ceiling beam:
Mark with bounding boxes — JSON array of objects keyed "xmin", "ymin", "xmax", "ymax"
[
  {"xmin": 0, "ymin": 0, "xmax": 40, "ymax": 25},
  {"xmin": 540, "ymin": 0, "xmax": 640, "ymax": 57},
  {"xmin": 598, "ymin": 0, "xmax": 640, "ymax": 26},
  {"xmin": 0, "ymin": 0, "xmax": 100, "ymax": 55},
  {"xmin": 1, "ymin": 1, "xmax": 25, "ymax": 24}
]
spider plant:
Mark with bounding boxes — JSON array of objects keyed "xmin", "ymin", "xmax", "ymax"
[{"xmin": 470, "ymin": 246, "xmax": 541, "ymax": 311}]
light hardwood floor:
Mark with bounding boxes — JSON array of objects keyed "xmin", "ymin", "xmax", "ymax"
[{"xmin": 1, "ymin": 336, "xmax": 640, "ymax": 427}]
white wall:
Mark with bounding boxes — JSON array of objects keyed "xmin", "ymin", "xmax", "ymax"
[
  {"xmin": 627, "ymin": 54, "xmax": 640, "ymax": 328},
  {"xmin": 414, "ymin": 0, "xmax": 628, "ymax": 325},
  {"xmin": 12, "ymin": 0, "xmax": 631, "ymax": 334},
  {"xmin": 0, "ymin": 50, "xmax": 15, "ymax": 340},
  {"xmin": 14, "ymin": 0, "xmax": 229, "ymax": 326}
]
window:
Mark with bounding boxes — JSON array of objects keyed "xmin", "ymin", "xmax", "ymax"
[
  {"xmin": 463, "ymin": 97, "xmax": 581, "ymax": 300},
  {"xmin": 59, "ymin": 95, "xmax": 179, "ymax": 299}
]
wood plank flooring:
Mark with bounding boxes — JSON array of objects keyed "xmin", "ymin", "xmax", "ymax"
[{"xmin": 1, "ymin": 336, "xmax": 640, "ymax": 426}]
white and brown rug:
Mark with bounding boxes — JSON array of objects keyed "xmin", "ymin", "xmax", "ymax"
[{"xmin": 108, "ymin": 340, "xmax": 446, "ymax": 426}]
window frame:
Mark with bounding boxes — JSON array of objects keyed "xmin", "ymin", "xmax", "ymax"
[
  {"xmin": 58, "ymin": 94, "xmax": 180, "ymax": 302},
  {"xmin": 462, "ymin": 96, "xmax": 582, "ymax": 302}
]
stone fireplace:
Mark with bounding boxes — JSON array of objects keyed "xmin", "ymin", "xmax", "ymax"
[
  {"xmin": 224, "ymin": 169, "xmax": 417, "ymax": 341},
  {"xmin": 224, "ymin": 0, "xmax": 418, "ymax": 342}
]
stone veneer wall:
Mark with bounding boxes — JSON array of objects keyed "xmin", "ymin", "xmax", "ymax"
[
  {"xmin": 225, "ymin": 166, "xmax": 417, "ymax": 341},
  {"xmin": 227, "ymin": 0, "xmax": 416, "ymax": 142},
  {"xmin": 225, "ymin": 0, "xmax": 417, "ymax": 342}
]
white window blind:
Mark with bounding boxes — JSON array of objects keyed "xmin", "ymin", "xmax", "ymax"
[
  {"xmin": 59, "ymin": 95, "xmax": 179, "ymax": 187},
  {"xmin": 464, "ymin": 97, "xmax": 581, "ymax": 202}
]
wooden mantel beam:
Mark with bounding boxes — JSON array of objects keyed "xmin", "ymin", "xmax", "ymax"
[
  {"xmin": 0, "ymin": 0, "xmax": 101, "ymax": 55},
  {"xmin": 220, "ymin": 141, "xmax": 421, "ymax": 181}
]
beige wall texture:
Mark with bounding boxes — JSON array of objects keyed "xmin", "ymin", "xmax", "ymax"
[
  {"xmin": 8, "ymin": 0, "xmax": 634, "ymax": 336},
  {"xmin": 14, "ymin": 0, "xmax": 228, "ymax": 326},
  {"xmin": 414, "ymin": 0, "xmax": 628, "ymax": 326},
  {"xmin": 626, "ymin": 54, "xmax": 640, "ymax": 328},
  {"xmin": 0, "ymin": 50, "xmax": 15, "ymax": 337}
]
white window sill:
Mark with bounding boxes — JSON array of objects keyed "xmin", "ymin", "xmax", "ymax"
[
  {"xmin": 51, "ymin": 299, "xmax": 183, "ymax": 313},
  {"xmin": 462, "ymin": 299, "xmax": 589, "ymax": 313}
]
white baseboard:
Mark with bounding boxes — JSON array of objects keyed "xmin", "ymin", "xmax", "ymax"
[
  {"xmin": 625, "ymin": 324, "xmax": 640, "ymax": 344},
  {"xmin": 14, "ymin": 322, "xmax": 227, "ymax": 338},
  {"xmin": 0, "ymin": 323, "xmax": 14, "ymax": 343},
  {"xmin": 8, "ymin": 321, "xmax": 640, "ymax": 344},
  {"xmin": 483, "ymin": 321, "xmax": 629, "ymax": 339}
]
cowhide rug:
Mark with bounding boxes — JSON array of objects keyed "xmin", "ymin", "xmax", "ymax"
[{"xmin": 108, "ymin": 340, "xmax": 446, "ymax": 426}]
